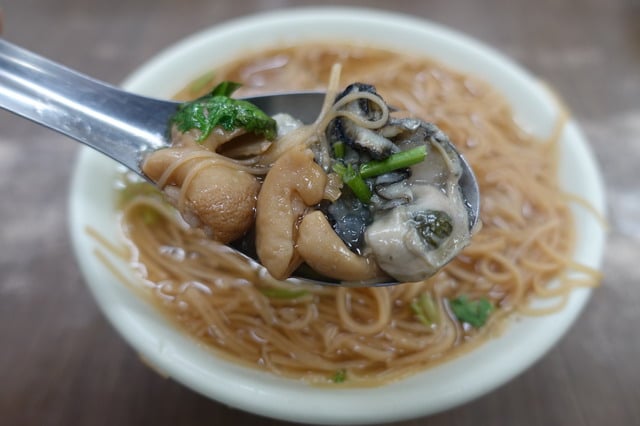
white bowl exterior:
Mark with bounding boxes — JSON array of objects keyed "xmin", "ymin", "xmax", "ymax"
[{"xmin": 69, "ymin": 7, "xmax": 606, "ymax": 425}]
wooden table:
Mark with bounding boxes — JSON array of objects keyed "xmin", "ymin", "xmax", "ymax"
[{"xmin": 1, "ymin": 1, "xmax": 638, "ymax": 425}]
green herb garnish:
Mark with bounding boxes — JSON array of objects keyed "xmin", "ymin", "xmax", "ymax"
[
  {"xmin": 332, "ymin": 162, "xmax": 372, "ymax": 203},
  {"xmin": 450, "ymin": 296, "xmax": 494, "ymax": 328},
  {"xmin": 421, "ymin": 293, "xmax": 440, "ymax": 325},
  {"xmin": 359, "ymin": 145, "xmax": 427, "ymax": 179},
  {"xmin": 411, "ymin": 299, "xmax": 431, "ymax": 327},
  {"xmin": 332, "ymin": 141, "xmax": 346, "ymax": 159},
  {"xmin": 410, "ymin": 292, "xmax": 439, "ymax": 328},
  {"xmin": 259, "ymin": 287, "xmax": 309, "ymax": 299},
  {"xmin": 171, "ymin": 81, "xmax": 277, "ymax": 142},
  {"xmin": 332, "ymin": 369, "xmax": 347, "ymax": 383}
]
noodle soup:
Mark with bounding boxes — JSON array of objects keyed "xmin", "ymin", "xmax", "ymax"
[{"xmin": 113, "ymin": 44, "xmax": 600, "ymax": 386}]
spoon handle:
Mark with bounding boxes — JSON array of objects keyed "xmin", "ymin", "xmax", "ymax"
[{"xmin": 0, "ymin": 38, "xmax": 176, "ymax": 174}]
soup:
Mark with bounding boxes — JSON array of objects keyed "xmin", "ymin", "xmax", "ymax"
[{"xmin": 108, "ymin": 44, "xmax": 600, "ymax": 386}]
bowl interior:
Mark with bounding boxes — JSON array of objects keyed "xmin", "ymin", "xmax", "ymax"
[{"xmin": 69, "ymin": 7, "xmax": 606, "ymax": 425}]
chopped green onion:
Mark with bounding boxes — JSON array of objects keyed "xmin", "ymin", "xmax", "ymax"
[
  {"xmin": 332, "ymin": 141, "xmax": 346, "ymax": 159},
  {"xmin": 360, "ymin": 145, "xmax": 427, "ymax": 179},
  {"xmin": 259, "ymin": 288, "xmax": 309, "ymax": 299},
  {"xmin": 450, "ymin": 296, "xmax": 494, "ymax": 328},
  {"xmin": 420, "ymin": 293, "xmax": 439, "ymax": 325},
  {"xmin": 331, "ymin": 369, "xmax": 347, "ymax": 383},
  {"xmin": 410, "ymin": 292, "xmax": 439, "ymax": 328},
  {"xmin": 332, "ymin": 163, "xmax": 372, "ymax": 203},
  {"xmin": 410, "ymin": 299, "xmax": 431, "ymax": 327}
]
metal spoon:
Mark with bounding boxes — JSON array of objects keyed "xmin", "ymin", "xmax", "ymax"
[{"xmin": 0, "ymin": 38, "xmax": 479, "ymax": 287}]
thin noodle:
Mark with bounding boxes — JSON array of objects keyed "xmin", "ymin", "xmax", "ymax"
[{"xmin": 97, "ymin": 44, "xmax": 602, "ymax": 386}]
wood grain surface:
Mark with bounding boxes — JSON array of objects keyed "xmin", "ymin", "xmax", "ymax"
[{"xmin": 1, "ymin": 1, "xmax": 638, "ymax": 425}]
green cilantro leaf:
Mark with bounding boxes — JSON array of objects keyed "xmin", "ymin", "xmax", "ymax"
[
  {"xmin": 171, "ymin": 81, "xmax": 277, "ymax": 142},
  {"xmin": 331, "ymin": 369, "xmax": 347, "ymax": 383},
  {"xmin": 450, "ymin": 295, "xmax": 494, "ymax": 328}
]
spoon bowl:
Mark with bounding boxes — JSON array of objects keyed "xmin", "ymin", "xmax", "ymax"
[{"xmin": 0, "ymin": 38, "xmax": 479, "ymax": 287}]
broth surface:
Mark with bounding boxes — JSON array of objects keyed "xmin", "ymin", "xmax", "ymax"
[{"xmin": 114, "ymin": 44, "xmax": 598, "ymax": 385}]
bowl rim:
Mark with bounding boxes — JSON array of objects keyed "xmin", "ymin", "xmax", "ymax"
[{"xmin": 69, "ymin": 6, "xmax": 606, "ymax": 425}]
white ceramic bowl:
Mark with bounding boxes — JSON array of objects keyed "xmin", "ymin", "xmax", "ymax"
[{"xmin": 69, "ymin": 7, "xmax": 606, "ymax": 425}]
